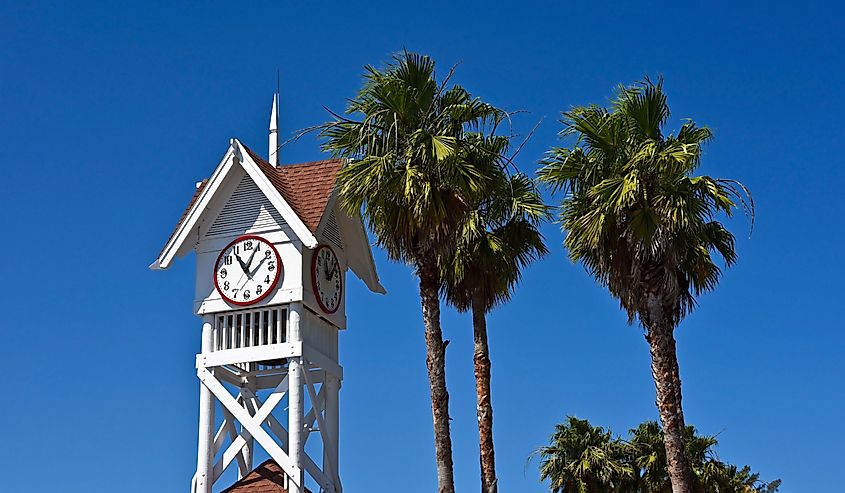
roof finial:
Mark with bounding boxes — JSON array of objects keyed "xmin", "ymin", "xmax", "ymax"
[{"xmin": 269, "ymin": 92, "xmax": 280, "ymax": 167}]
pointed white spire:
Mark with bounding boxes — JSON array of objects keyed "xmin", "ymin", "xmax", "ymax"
[{"xmin": 268, "ymin": 93, "xmax": 279, "ymax": 167}]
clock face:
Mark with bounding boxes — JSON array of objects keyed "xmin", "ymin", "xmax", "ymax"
[
  {"xmin": 214, "ymin": 235, "xmax": 282, "ymax": 306},
  {"xmin": 311, "ymin": 245, "xmax": 342, "ymax": 314}
]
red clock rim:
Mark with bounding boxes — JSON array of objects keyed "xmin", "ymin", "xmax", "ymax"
[
  {"xmin": 311, "ymin": 244, "xmax": 342, "ymax": 314},
  {"xmin": 214, "ymin": 234, "xmax": 283, "ymax": 307}
]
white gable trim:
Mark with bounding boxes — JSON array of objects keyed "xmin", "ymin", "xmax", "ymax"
[
  {"xmin": 343, "ymin": 208, "xmax": 386, "ymax": 294},
  {"xmin": 314, "ymin": 168, "xmax": 385, "ymax": 294},
  {"xmin": 150, "ymin": 139, "xmax": 318, "ymax": 270},
  {"xmin": 234, "ymin": 140, "xmax": 318, "ymax": 249},
  {"xmin": 150, "ymin": 145, "xmax": 237, "ymax": 270}
]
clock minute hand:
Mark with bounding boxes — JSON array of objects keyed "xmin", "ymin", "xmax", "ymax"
[
  {"xmin": 248, "ymin": 256, "xmax": 268, "ymax": 279},
  {"xmin": 244, "ymin": 246, "xmax": 260, "ymax": 275}
]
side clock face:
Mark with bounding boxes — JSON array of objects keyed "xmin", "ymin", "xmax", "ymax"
[
  {"xmin": 214, "ymin": 235, "xmax": 282, "ymax": 306},
  {"xmin": 311, "ymin": 245, "xmax": 342, "ymax": 314}
]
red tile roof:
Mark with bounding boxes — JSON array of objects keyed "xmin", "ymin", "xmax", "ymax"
[
  {"xmin": 221, "ymin": 460, "xmax": 290, "ymax": 493},
  {"xmin": 242, "ymin": 143, "xmax": 342, "ymax": 233}
]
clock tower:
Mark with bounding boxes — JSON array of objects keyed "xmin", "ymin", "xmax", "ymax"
[{"xmin": 150, "ymin": 96, "xmax": 385, "ymax": 493}]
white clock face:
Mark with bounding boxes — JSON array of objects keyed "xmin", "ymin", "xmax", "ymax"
[
  {"xmin": 311, "ymin": 245, "xmax": 342, "ymax": 314},
  {"xmin": 215, "ymin": 235, "xmax": 282, "ymax": 306}
]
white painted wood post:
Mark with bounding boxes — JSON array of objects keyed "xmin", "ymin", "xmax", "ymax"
[
  {"xmin": 324, "ymin": 374, "xmax": 341, "ymax": 492},
  {"xmin": 196, "ymin": 318, "xmax": 216, "ymax": 493},
  {"xmin": 288, "ymin": 303, "xmax": 305, "ymax": 493},
  {"xmin": 241, "ymin": 385, "xmax": 255, "ymax": 475}
]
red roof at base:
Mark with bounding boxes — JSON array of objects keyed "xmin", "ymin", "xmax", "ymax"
[{"xmin": 221, "ymin": 460, "xmax": 290, "ymax": 493}]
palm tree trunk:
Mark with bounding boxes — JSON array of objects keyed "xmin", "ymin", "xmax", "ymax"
[
  {"xmin": 418, "ymin": 255, "xmax": 456, "ymax": 493},
  {"xmin": 471, "ymin": 293, "xmax": 497, "ymax": 493},
  {"xmin": 644, "ymin": 296, "xmax": 693, "ymax": 493},
  {"xmin": 645, "ymin": 324, "xmax": 692, "ymax": 493}
]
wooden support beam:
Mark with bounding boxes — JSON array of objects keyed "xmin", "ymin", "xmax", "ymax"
[
  {"xmin": 198, "ymin": 342, "xmax": 302, "ymax": 368},
  {"xmin": 302, "ymin": 384, "xmax": 326, "ymax": 443},
  {"xmin": 303, "ymin": 344, "xmax": 343, "ymax": 380},
  {"xmin": 222, "ymin": 407, "xmax": 248, "ymax": 478}
]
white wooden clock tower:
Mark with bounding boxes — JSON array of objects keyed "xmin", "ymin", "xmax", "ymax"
[{"xmin": 151, "ymin": 96, "xmax": 384, "ymax": 493}]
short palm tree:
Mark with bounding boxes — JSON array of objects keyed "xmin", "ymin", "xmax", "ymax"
[
  {"xmin": 442, "ymin": 134, "xmax": 548, "ymax": 493},
  {"xmin": 537, "ymin": 416, "xmax": 633, "ymax": 492},
  {"xmin": 626, "ymin": 421, "xmax": 670, "ymax": 493},
  {"xmin": 626, "ymin": 421, "xmax": 717, "ymax": 493},
  {"xmin": 627, "ymin": 421, "xmax": 780, "ymax": 493},
  {"xmin": 321, "ymin": 51, "xmax": 501, "ymax": 493},
  {"xmin": 539, "ymin": 78, "xmax": 753, "ymax": 493},
  {"xmin": 700, "ymin": 463, "xmax": 781, "ymax": 493}
]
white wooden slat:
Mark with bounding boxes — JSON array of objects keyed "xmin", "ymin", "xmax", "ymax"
[
  {"xmin": 229, "ymin": 315, "xmax": 235, "ymax": 350},
  {"xmin": 276, "ymin": 309, "xmax": 283, "ymax": 344},
  {"xmin": 259, "ymin": 310, "xmax": 266, "ymax": 346}
]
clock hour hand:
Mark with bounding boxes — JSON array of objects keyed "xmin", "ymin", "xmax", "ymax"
[
  {"xmin": 327, "ymin": 259, "xmax": 339, "ymax": 280},
  {"xmin": 235, "ymin": 254, "xmax": 249, "ymax": 275}
]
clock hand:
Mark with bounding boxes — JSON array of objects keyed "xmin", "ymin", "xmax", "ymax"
[
  {"xmin": 235, "ymin": 254, "xmax": 249, "ymax": 275},
  {"xmin": 244, "ymin": 245, "xmax": 260, "ymax": 276},
  {"xmin": 327, "ymin": 259, "xmax": 339, "ymax": 280},
  {"xmin": 249, "ymin": 256, "xmax": 268, "ymax": 279}
]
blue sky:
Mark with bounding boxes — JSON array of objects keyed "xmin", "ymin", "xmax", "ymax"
[{"xmin": 1, "ymin": 1, "xmax": 842, "ymax": 491}]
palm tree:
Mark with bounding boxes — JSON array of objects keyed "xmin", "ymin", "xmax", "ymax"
[
  {"xmin": 701, "ymin": 463, "xmax": 781, "ymax": 493},
  {"xmin": 538, "ymin": 78, "xmax": 753, "ymax": 493},
  {"xmin": 626, "ymin": 421, "xmax": 780, "ymax": 493},
  {"xmin": 626, "ymin": 421, "xmax": 717, "ymax": 493},
  {"xmin": 536, "ymin": 416, "xmax": 633, "ymax": 492},
  {"xmin": 626, "ymin": 421, "xmax": 670, "ymax": 493},
  {"xmin": 442, "ymin": 134, "xmax": 548, "ymax": 493},
  {"xmin": 321, "ymin": 51, "xmax": 502, "ymax": 493}
]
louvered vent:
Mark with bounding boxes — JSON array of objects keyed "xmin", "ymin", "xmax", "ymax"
[
  {"xmin": 322, "ymin": 209, "xmax": 344, "ymax": 250},
  {"xmin": 205, "ymin": 175, "xmax": 286, "ymax": 238}
]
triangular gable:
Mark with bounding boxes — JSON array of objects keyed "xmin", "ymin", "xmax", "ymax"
[
  {"xmin": 315, "ymin": 190, "xmax": 386, "ymax": 294},
  {"xmin": 150, "ymin": 139, "xmax": 318, "ymax": 270},
  {"xmin": 204, "ymin": 172, "xmax": 288, "ymax": 238},
  {"xmin": 150, "ymin": 138, "xmax": 385, "ymax": 294}
]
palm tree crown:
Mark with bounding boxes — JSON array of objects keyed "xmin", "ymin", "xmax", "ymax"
[
  {"xmin": 322, "ymin": 51, "xmax": 502, "ymax": 264},
  {"xmin": 537, "ymin": 416, "xmax": 633, "ymax": 493},
  {"xmin": 443, "ymin": 134, "xmax": 549, "ymax": 312},
  {"xmin": 538, "ymin": 77, "xmax": 752, "ymax": 325}
]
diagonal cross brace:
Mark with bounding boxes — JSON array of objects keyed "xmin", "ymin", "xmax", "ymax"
[
  {"xmin": 198, "ymin": 367, "xmax": 301, "ymax": 487},
  {"xmin": 212, "ymin": 376, "xmax": 290, "ymax": 481},
  {"xmin": 302, "ymin": 362, "xmax": 341, "ymax": 491}
]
